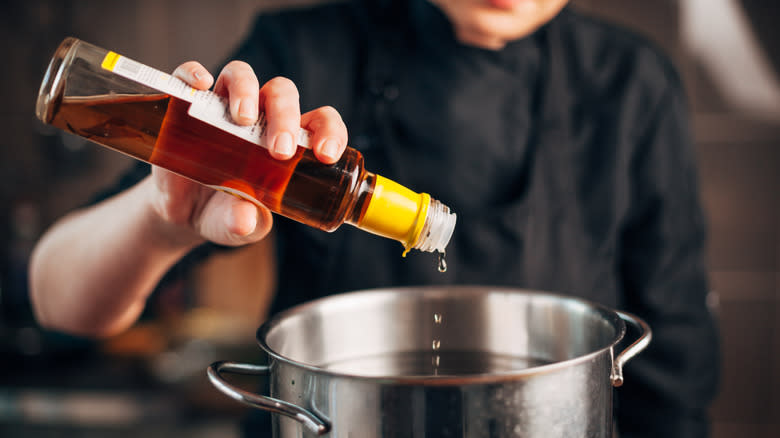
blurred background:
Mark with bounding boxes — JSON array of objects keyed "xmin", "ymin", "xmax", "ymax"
[{"xmin": 0, "ymin": 0, "xmax": 778, "ymax": 437}]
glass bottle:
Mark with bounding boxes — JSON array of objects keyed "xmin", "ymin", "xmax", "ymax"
[{"xmin": 35, "ymin": 37, "xmax": 456, "ymax": 256}]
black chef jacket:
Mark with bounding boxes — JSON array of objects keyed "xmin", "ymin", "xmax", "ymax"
[{"xmin": 93, "ymin": 1, "xmax": 721, "ymax": 437}]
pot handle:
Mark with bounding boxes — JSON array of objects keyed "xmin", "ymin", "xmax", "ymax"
[
  {"xmin": 611, "ymin": 311, "xmax": 653, "ymax": 387},
  {"xmin": 207, "ymin": 361, "xmax": 330, "ymax": 435}
]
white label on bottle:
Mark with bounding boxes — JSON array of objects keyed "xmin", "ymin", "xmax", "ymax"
[
  {"xmin": 187, "ymin": 92, "xmax": 312, "ymax": 149},
  {"xmin": 109, "ymin": 54, "xmax": 199, "ymax": 102},
  {"xmin": 104, "ymin": 52, "xmax": 311, "ymax": 149}
]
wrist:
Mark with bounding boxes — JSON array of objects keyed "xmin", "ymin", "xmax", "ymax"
[{"xmin": 136, "ymin": 177, "xmax": 206, "ymax": 253}]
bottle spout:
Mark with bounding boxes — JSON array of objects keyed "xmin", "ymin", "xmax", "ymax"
[
  {"xmin": 409, "ymin": 197, "xmax": 456, "ymax": 254},
  {"xmin": 357, "ymin": 175, "xmax": 456, "ymax": 255}
]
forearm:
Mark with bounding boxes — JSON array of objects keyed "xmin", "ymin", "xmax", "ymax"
[{"xmin": 29, "ymin": 177, "xmax": 203, "ymax": 338}]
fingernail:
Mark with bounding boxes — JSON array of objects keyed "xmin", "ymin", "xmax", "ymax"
[
  {"xmin": 273, "ymin": 132, "xmax": 295, "ymax": 157},
  {"xmin": 238, "ymin": 98, "xmax": 258, "ymax": 122},
  {"xmin": 228, "ymin": 204, "xmax": 256, "ymax": 237},
  {"xmin": 321, "ymin": 139, "xmax": 340, "ymax": 161},
  {"xmin": 243, "ymin": 210, "xmax": 258, "ymax": 237},
  {"xmin": 193, "ymin": 69, "xmax": 212, "ymax": 84},
  {"xmin": 226, "ymin": 208, "xmax": 242, "ymax": 236}
]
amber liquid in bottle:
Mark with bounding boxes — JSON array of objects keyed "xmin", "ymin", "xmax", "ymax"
[{"xmin": 47, "ymin": 93, "xmax": 372, "ymax": 230}]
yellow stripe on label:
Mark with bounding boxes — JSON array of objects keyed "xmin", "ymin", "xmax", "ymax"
[
  {"xmin": 101, "ymin": 51, "xmax": 121, "ymax": 71},
  {"xmin": 359, "ymin": 175, "xmax": 428, "ymax": 253}
]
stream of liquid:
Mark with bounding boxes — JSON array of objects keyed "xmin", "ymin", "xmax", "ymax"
[
  {"xmin": 432, "ymin": 313, "xmax": 443, "ymax": 375},
  {"xmin": 319, "ymin": 313, "xmax": 553, "ymax": 377}
]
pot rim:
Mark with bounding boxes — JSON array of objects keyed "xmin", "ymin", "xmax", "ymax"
[{"xmin": 255, "ymin": 286, "xmax": 627, "ymax": 385}]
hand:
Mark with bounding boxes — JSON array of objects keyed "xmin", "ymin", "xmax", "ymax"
[{"xmin": 148, "ymin": 61, "xmax": 349, "ymax": 247}]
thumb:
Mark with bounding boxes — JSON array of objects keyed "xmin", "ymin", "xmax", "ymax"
[{"xmin": 198, "ymin": 192, "xmax": 273, "ymax": 246}]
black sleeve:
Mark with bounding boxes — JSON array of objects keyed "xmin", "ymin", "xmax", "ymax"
[{"xmin": 616, "ymin": 80, "xmax": 720, "ymax": 438}]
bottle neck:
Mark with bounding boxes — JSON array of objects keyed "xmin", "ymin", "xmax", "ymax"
[{"xmin": 350, "ymin": 174, "xmax": 456, "ymax": 254}]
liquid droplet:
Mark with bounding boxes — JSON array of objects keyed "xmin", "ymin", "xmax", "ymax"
[
  {"xmin": 433, "ymin": 313, "xmax": 442, "ymax": 324},
  {"xmin": 437, "ymin": 251, "xmax": 447, "ymax": 273},
  {"xmin": 432, "ymin": 339, "xmax": 441, "ymax": 351}
]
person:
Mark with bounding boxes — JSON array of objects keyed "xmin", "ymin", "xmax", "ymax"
[{"xmin": 28, "ymin": 0, "xmax": 720, "ymax": 436}]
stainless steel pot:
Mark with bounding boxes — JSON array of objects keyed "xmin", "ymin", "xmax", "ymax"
[{"xmin": 208, "ymin": 286, "xmax": 651, "ymax": 437}]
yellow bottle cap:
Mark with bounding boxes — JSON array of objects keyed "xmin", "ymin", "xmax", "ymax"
[{"xmin": 359, "ymin": 175, "xmax": 429, "ymax": 254}]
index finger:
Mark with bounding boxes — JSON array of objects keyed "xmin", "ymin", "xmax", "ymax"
[{"xmin": 171, "ymin": 61, "xmax": 214, "ymax": 90}]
